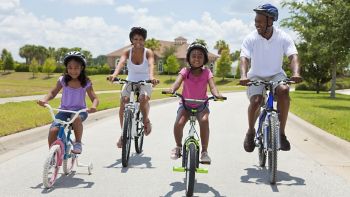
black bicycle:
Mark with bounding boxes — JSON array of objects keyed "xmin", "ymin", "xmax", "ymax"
[
  {"xmin": 111, "ymin": 78, "xmax": 152, "ymax": 167},
  {"xmin": 162, "ymin": 91, "xmax": 226, "ymax": 197}
]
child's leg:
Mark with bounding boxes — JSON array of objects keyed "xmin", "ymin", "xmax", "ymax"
[
  {"xmin": 198, "ymin": 109, "xmax": 210, "ymax": 153},
  {"xmin": 72, "ymin": 116, "xmax": 83, "ymax": 143},
  {"xmin": 174, "ymin": 107, "xmax": 189, "ymax": 147},
  {"xmin": 48, "ymin": 127, "xmax": 59, "ymax": 147}
]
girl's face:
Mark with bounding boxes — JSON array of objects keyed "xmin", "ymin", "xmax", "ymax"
[
  {"xmin": 67, "ymin": 60, "xmax": 83, "ymax": 79},
  {"xmin": 189, "ymin": 49, "xmax": 205, "ymax": 67},
  {"xmin": 131, "ymin": 34, "xmax": 145, "ymax": 49}
]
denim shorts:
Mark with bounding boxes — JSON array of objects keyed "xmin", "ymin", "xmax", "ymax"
[{"xmin": 50, "ymin": 111, "xmax": 88, "ymax": 128}]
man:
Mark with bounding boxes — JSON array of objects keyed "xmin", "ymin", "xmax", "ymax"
[{"xmin": 239, "ymin": 4, "xmax": 302, "ymax": 152}]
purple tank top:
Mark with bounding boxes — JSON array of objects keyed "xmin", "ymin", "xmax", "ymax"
[{"xmin": 58, "ymin": 76, "xmax": 91, "ymax": 110}]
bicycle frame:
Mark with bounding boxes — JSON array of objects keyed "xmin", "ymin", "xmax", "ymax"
[{"xmin": 45, "ymin": 104, "xmax": 86, "ymax": 164}]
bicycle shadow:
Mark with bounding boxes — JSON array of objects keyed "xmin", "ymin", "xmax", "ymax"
[
  {"xmin": 104, "ymin": 153, "xmax": 155, "ymax": 173},
  {"xmin": 30, "ymin": 171, "xmax": 94, "ymax": 193},
  {"xmin": 162, "ymin": 178, "xmax": 225, "ymax": 197},
  {"xmin": 240, "ymin": 166, "xmax": 305, "ymax": 192}
]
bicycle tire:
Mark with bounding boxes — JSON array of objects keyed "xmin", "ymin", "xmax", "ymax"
[
  {"xmin": 134, "ymin": 111, "xmax": 144, "ymax": 153},
  {"xmin": 43, "ymin": 144, "xmax": 61, "ymax": 188},
  {"xmin": 268, "ymin": 112, "xmax": 278, "ymax": 184},
  {"xmin": 182, "ymin": 145, "xmax": 186, "ymax": 168},
  {"xmin": 63, "ymin": 143, "xmax": 76, "ymax": 175},
  {"xmin": 185, "ymin": 143, "xmax": 196, "ymax": 197},
  {"xmin": 122, "ymin": 109, "xmax": 133, "ymax": 167},
  {"xmin": 257, "ymin": 125, "xmax": 266, "ymax": 167}
]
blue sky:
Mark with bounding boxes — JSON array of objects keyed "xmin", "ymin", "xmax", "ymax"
[{"xmin": 0, "ymin": 0, "xmax": 298, "ymax": 61}]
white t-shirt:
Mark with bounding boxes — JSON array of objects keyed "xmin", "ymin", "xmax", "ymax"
[
  {"xmin": 126, "ymin": 47, "xmax": 150, "ymax": 82},
  {"xmin": 240, "ymin": 27, "xmax": 298, "ymax": 78}
]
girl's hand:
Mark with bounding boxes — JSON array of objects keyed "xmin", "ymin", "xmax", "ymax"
[
  {"xmin": 37, "ymin": 100, "xmax": 47, "ymax": 107},
  {"xmin": 87, "ymin": 108, "xmax": 97, "ymax": 113}
]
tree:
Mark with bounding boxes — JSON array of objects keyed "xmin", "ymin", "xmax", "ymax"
[
  {"xmin": 19, "ymin": 44, "xmax": 35, "ymax": 65},
  {"xmin": 162, "ymin": 46, "xmax": 177, "ymax": 64},
  {"xmin": 1, "ymin": 49, "xmax": 14, "ymax": 72},
  {"xmin": 29, "ymin": 58, "xmax": 39, "ymax": 78},
  {"xmin": 214, "ymin": 40, "xmax": 230, "ymax": 55},
  {"xmin": 282, "ymin": 0, "xmax": 350, "ymax": 98},
  {"xmin": 230, "ymin": 50, "xmax": 240, "ymax": 61},
  {"xmin": 163, "ymin": 55, "xmax": 180, "ymax": 79},
  {"xmin": 195, "ymin": 39, "xmax": 207, "ymax": 47},
  {"xmin": 215, "ymin": 49, "xmax": 232, "ymax": 81},
  {"xmin": 42, "ymin": 58, "xmax": 56, "ymax": 78},
  {"xmin": 145, "ymin": 38, "xmax": 161, "ymax": 51}
]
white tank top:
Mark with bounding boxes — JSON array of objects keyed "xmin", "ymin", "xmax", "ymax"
[{"xmin": 126, "ymin": 47, "xmax": 150, "ymax": 82}]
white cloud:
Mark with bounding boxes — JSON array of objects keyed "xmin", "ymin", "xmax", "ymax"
[
  {"xmin": 0, "ymin": 0, "xmax": 20, "ymax": 11},
  {"xmin": 115, "ymin": 4, "xmax": 148, "ymax": 15},
  {"xmin": 61, "ymin": 0, "xmax": 115, "ymax": 5}
]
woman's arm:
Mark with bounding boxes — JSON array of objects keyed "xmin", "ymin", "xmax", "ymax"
[{"xmin": 109, "ymin": 49, "xmax": 129, "ymax": 81}]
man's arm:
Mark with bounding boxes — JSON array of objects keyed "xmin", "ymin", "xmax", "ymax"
[
  {"xmin": 239, "ymin": 56, "xmax": 250, "ymax": 86},
  {"xmin": 288, "ymin": 54, "xmax": 302, "ymax": 83}
]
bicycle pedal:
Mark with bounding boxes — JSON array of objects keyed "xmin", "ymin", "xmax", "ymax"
[
  {"xmin": 196, "ymin": 168, "xmax": 208, "ymax": 173},
  {"xmin": 172, "ymin": 166, "xmax": 185, "ymax": 172}
]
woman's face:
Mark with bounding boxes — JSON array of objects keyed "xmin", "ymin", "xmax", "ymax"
[
  {"xmin": 189, "ymin": 49, "xmax": 205, "ymax": 67},
  {"xmin": 67, "ymin": 60, "xmax": 83, "ymax": 79},
  {"xmin": 131, "ymin": 34, "xmax": 145, "ymax": 48}
]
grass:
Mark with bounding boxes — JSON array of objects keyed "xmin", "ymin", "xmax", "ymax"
[
  {"xmin": 290, "ymin": 91, "xmax": 350, "ymax": 142},
  {"xmin": 0, "ymin": 72, "xmax": 243, "ymax": 98}
]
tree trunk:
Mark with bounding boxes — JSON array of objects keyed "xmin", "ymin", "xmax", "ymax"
[{"xmin": 330, "ymin": 63, "xmax": 337, "ymax": 98}]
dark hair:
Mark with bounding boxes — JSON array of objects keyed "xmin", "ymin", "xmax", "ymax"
[
  {"xmin": 63, "ymin": 57, "xmax": 89, "ymax": 87},
  {"xmin": 129, "ymin": 27, "xmax": 147, "ymax": 42}
]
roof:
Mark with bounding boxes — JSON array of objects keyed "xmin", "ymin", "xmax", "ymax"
[{"xmin": 106, "ymin": 38, "xmax": 218, "ymax": 60}]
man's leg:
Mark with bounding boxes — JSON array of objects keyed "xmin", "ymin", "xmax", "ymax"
[{"xmin": 276, "ymin": 84, "xmax": 291, "ymax": 151}]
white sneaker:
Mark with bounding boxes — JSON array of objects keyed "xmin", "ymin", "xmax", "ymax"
[
  {"xmin": 170, "ymin": 146, "xmax": 181, "ymax": 160},
  {"xmin": 200, "ymin": 151, "xmax": 211, "ymax": 164}
]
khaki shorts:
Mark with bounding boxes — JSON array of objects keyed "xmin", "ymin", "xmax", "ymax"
[
  {"xmin": 247, "ymin": 72, "xmax": 288, "ymax": 99},
  {"xmin": 121, "ymin": 83, "xmax": 153, "ymax": 98}
]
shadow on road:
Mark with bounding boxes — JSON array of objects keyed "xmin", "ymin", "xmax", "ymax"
[
  {"xmin": 240, "ymin": 166, "xmax": 305, "ymax": 192},
  {"xmin": 30, "ymin": 171, "xmax": 94, "ymax": 193},
  {"xmin": 162, "ymin": 178, "xmax": 225, "ymax": 197},
  {"xmin": 104, "ymin": 153, "xmax": 154, "ymax": 173}
]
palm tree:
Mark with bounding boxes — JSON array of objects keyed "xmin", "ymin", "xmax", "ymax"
[
  {"xmin": 145, "ymin": 38, "xmax": 161, "ymax": 51},
  {"xmin": 214, "ymin": 40, "xmax": 230, "ymax": 55}
]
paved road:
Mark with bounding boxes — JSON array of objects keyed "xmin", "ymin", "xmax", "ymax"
[{"xmin": 0, "ymin": 92, "xmax": 350, "ymax": 197}]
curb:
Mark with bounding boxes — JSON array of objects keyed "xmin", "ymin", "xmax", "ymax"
[{"xmin": 0, "ymin": 97, "xmax": 177, "ymax": 155}]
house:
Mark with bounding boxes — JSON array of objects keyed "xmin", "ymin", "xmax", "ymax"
[{"xmin": 106, "ymin": 37, "xmax": 219, "ymax": 74}]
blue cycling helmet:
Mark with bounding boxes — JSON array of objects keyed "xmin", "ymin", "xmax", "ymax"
[{"xmin": 253, "ymin": 4, "xmax": 278, "ymax": 21}]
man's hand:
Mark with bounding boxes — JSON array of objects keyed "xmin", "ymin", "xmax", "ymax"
[
  {"xmin": 108, "ymin": 75, "xmax": 118, "ymax": 82},
  {"xmin": 239, "ymin": 77, "xmax": 250, "ymax": 86},
  {"xmin": 290, "ymin": 74, "xmax": 303, "ymax": 83}
]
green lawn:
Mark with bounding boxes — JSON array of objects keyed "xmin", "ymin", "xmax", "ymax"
[
  {"xmin": 290, "ymin": 91, "xmax": 350, "ymax": 142},
  {"xmin": 0, "ymin": 72, "xmax": 243, "ymax": 97}
]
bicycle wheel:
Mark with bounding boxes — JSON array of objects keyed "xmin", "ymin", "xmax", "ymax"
[
  {"xmin": 268, "ymin": 112, "xmax": 278, "ymax": 184},
  {"xmin": 257, "ymin": 126, "xmax": 266, "ymax": 167},
  {"xmin": 63, "ymin": 143, "xmax": 76, "ymax": 175},
  {"xmin": 122, "ymin": 109, "xmax": 133, "ymax": 167},
  {"xmin": 134, "ymin": 111, "xmax": 144, "ymax": 153},
  {"xmin": 185, "ymin": 143, "xmax": 196, "ymax": 197},
  {"xmin": 43, "ymin": 144, "xmax": 61, "ymax": 188}
]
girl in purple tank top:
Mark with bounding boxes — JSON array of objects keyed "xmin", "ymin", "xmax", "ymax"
[{"xmin": 37, "ymin": 51, "xmax": 99, "ymax": 154}]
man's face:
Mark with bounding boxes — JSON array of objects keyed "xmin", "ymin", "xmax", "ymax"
[{"xmin": 255, "ymin": 13, "xmax": 272, "ymax": 35}]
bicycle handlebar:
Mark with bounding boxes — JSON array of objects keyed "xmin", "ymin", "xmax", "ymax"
[
  {"xmin": 107, "ymin": 77, "xmax": 153, "ymax": 85},
  {"xmin": 161, "ymin": 91, "xmax": 227, "ymax": 103},
  {"xmin": 44, "ymin": 104, "xmax": 87, "ymax": 126}
]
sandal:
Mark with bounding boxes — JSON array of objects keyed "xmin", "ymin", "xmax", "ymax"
[
  {"xmin": 116, "ymin": 136, "xmax": 122, "ymax": 148},
  {"xmin": 144, "ymin": 120, "xmax": 152, "ymax": 136}
]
